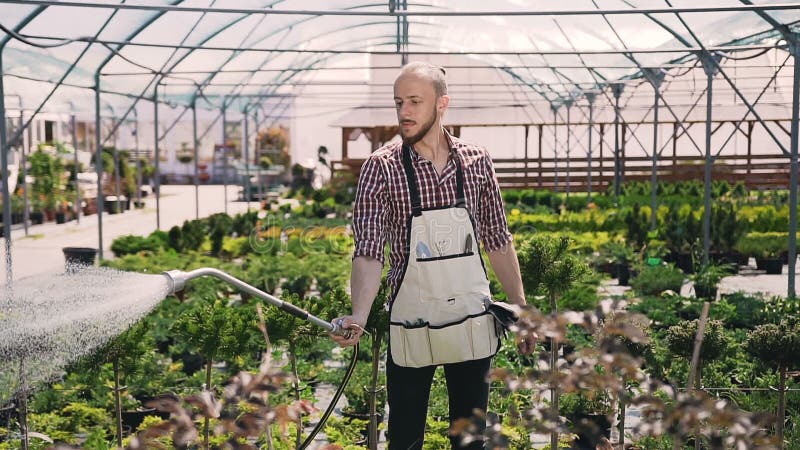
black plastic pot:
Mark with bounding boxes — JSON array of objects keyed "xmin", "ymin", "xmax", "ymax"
[
  {"xmin": 63, "ymin": 247, "xmax": 97, "ymax": 273},
  {"xmin": 568, "ymin": 413, "xmax": 611, "ymax": 450},
  {"xmin": 763, "ymin": 258, "xmax": 784, "ymax": 275},
  {"xmin": 30, "ymin": 211, "xmax": 44, "ymax": 224},
  {"xmin": 675, "ymin": 252, "xmax": 694, "ymax": 274},
  {"xmin": 693, "ymin": 284, "xmax": 717, "ymax": 300},
  {"xmin": 122, "ymin": 408, "xmax": 158, "ymax": 432},
  {"xmin": 616, "ymin": 263, "xmax": 631, "ymax": 286}
]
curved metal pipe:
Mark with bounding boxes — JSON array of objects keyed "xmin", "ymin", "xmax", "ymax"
[{"xmin": 162, "ymin": 268, "xmax": 349, "ymax": 336}]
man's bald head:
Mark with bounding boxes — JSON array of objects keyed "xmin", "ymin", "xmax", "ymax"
[{"xmin": 396, "ymin": 62, "xmax": 448, "ymax": 97}]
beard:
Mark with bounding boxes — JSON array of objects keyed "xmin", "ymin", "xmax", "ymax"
[{"xmin": 401, "ymin": 105, "xmax": 438, "ymax": 146}]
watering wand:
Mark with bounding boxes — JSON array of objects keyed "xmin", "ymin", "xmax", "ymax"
[
  {"xmin": 163, "ymin": 268, "xmax": 354, "ymax": 338},
  {"xmin": 162, "ymin": 268, "xmax": 361, "ymax": 449}
]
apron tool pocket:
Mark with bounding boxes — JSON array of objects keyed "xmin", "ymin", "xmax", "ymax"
[
  {"xmin": 389, "ymin": 311, "xmax": 500, "ymax": 368},
  {"xmin": 415, "ymin": 251, "xmax": 477, "ymax": 301},
  {"xmin": 390, "ymin": 323, "xmax": 433, "ymax": 368}
]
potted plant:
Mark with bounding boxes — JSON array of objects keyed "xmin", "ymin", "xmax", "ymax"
[
  {"xmin": 690, "ymin": 262, "xmax": 734, "ymax": 300},
  {"xmin": 172, "ymin": 297, "xmax": 260, "ymax": 450},
  {"xmin": 10, "ymin": 194, "xmax": 24, "ymax": 224},
  {"xmin": 746, "ymin": 320, "xmax": 800, "ymax": 447},
  {"xmin": 55, "ymin": 196, "xmax": 70, "ymax": 224},
  {"xmin": 661, "ymin": 204, "xmax": 702, "ymax": 273},
  {"xmin": 665, "ymin": 319, "xmax": 728, "ymax": 391},
  {"xmin": 517, "ymin": 234, "xmax": 591, "ymax": 449},
  {"xmin": 737, "ymin": 232, "xmax": 787, "ymax": 275},
  {"xmin": 560, "ymin": 392, "xmax": 612, "ymax": 448},
  {"xmin": 607, "ymin": 241, "xmax": 636, "ymax": 286},
  {"xmin": 630, "ymin": 263, "xmax": 685, "ymax": 297},
  {"xmin": 176, "ymin": 142, "xmax": 193, "ymax": 164},
  {"xmin": 29, "ymin": 197, "xmax": 44, "ymax": 224}
]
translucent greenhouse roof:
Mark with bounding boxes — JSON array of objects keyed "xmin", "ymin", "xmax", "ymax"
[{"xmin": 1, "ymin": 0, "xmax": 800, "ymax": 118}]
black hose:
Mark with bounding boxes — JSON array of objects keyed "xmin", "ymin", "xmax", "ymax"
[{"xmin": 298, "ymin": 342, "xmax": 360, "ymax": 449}]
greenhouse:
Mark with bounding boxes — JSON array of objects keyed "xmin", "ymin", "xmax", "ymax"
[{"xmin": 0, "ymin": 1, "xmax": 799, "ymax": 449}]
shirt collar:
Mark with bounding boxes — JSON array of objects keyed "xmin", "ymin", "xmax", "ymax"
[{"xmin": 408, "ymin": 130, "xmax": 458, "ymax": 162}]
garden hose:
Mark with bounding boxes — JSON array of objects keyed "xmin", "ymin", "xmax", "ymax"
[{"xmin": 299, "ymin": 341, "xmax": 360, "ymax": 449}]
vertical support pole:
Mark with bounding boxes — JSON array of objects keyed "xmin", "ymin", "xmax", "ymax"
[
  {"xmin": 341, "ymin": 128, "xmax": 349, "ymax": 160},
  {"xmin": 746, "ymin": 120, "xmax": 754, "ymax": 179},
  {"xmin": 672, "ymin": 122, "xmax": 678, "ymax": 181},
  {"xmin": 113, "ymin": 124, "xmax": 121, "ymax": 215},
  {"xmin": 222, "ymin": 102, "xmax": 228, "ymax": 215},
  {"xmin": 552, "ymin": 104, "xmax": 560, "ymax": 192},
  {"xmin": 18, "ymin": 359, "xmax": 28, "ymax": 450},
  {"xmin": 651, "ymin": 91, "xmax": 659, "ymax": 230},
  {"xmin": 612, "ymin": 83, "xmax": 623, "ymax": 204},
  {"xmin": 565, "ymin": 100, "xmax": 572, "ymax": 197},
  {"xmin": 537, "ymin": 124, "xmax": 543, "ymax": 189},
  {"xmin": 586, "ymin": 93, "xmax": 596, "ymax": 200},
  {"xmin": 621, "ymin": 123, "xmax": 627, "ymax": 187},
  {"xmin": 255, "ymin": 108, "xmax": 263, "ymax": 204},
  {"xmin": 94, "ymin": 72, "xmax": 105, "ymax": 261},
  {"xmin": 0, "ymin": 48, "xmax": 12, "ymax": 287},
  {"xmin": 701, "ymin": 53, "xmax": 720, "ymax": 268},
  {"xmin": 599, "ymin": 123, "xmax": 605, "ymax": 192},
  {"xmin": 153, "ymin": 84, "xmax": 161, "ymax": 231},
  {"xmin": 645, "ymin": 70, "xmax": 664, "ymax": 231},
  {"xmin": 134, "ymin": 109, "xmax": 141, "ymax": 211},
  {"xmin": 192, "ymin": 99, "xmax": 199, "ymax": 220},
  {"xmin": 243, "ymin": 105, "xmax": 251, "ymax": 211},
  {"xmin": 20, "ymin": 101, "xmax": 29, "ymax": 236},
  {"xmin": 787, "ymin": 38, "xmax": 800, "ymax": 299},
  {"xmin": 71, "ymin": 112, "xmax": 80, "ymax": 225},
  {"xmin": 524, "ymin": 125, "xmax": 529, "ymax": 187}
]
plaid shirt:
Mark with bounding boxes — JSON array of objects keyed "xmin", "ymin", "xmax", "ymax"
[{"xmin": 352, "ymin": 135, "xmax": 512, "ymax": 294}]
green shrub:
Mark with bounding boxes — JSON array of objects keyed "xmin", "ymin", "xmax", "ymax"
[
  {"xmin": 181, "ymin": 219, "xmax": 207, "ymax": 251},
  {"xmin": 665, "ymin": 319, "xmax": 728, "ymax": 361},
  {"xmin": 735, "ymin": 231, "xmax": 788, "ymax": 258},
  {"xmin": 758, "ymin": 295, "xmax": 800, "ymax": 325},
  {"xmin": 630, "ymin": 264, "xmax": 685, "ymax": 296},
  {"xmin": 746, "ymin": 321, "xmax": 800, "ymax": 369},
  {"xmin": 110, "ymin": 234, "xmax": 165, "ymax": 256},
  {"xmin": 557, "ymin": 283, "xmax": 599, "ymax": 312},
  {"xmin": 720, "ymin": 292, "xmax": 766, "ymax": 328}
]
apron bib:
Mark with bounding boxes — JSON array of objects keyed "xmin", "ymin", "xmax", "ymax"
[{"xmin": 389, "ymin": 144, "xmax": 500, "ymax": 368}]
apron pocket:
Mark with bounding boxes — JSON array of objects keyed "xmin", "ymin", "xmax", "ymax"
[
  {"xmin": 470, "ymin": 313, "xmax": 500, "ymax": 358},
  {"xmin": 415, "ymin": 252, "xmax": 482, "ymax": 301},
  {"xmin": 429, "ymin": 318, "xmax": 475, "ymax": 364},
  {"xmin": 390, "ymin": 312, "xmax": 500, "ymax": 368},
  {"xmin": 390, "ymin": 323, "xmax": 432, "ymax": 368}
]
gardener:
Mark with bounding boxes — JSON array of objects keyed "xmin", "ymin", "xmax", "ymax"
[{"xmin": 331, "ymin": 61, "xmax": 535, "ymax": 450}]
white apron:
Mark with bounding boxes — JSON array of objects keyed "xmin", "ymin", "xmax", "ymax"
[{"xmin": 389, "ymin": 144, "xmax": 501, "ymax": 368}]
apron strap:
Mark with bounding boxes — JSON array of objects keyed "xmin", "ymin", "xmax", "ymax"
[
  {"xmin": 401, "ymin": 140, "xmax": 467, "ymax": 214},
  {"xmin": 401, "ymin": 144, "xmax": 423, "ymax": 217},
  {"xmin": 453, "ymin": 151, "xmax": 466, "ymax": 207}
]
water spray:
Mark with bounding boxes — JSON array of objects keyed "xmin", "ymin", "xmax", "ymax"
[{"xmin": 2, "ymin": 267, "xmax": 360, "ymax": 449}]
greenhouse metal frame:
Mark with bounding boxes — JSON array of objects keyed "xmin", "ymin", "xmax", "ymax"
[{"xmin": 0, "ymin": 0, "xmax": 799, "ymax": 296}]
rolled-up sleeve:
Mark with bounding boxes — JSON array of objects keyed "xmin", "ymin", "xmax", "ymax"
[
  {"xmin": 477, "ymin": 153, "xmax": 512, "ymax": 252},
  {"xmin": 352, "ymin": 156, "xmax": 388, "ymax": 264}
]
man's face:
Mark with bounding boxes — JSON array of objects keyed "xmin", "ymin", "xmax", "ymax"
[{"xmin": 393, "ymin": 74, "xmax": 441, "ymax": 145}]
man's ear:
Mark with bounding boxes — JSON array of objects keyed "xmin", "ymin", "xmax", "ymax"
[{"xmin": 438, "ymin": 95, "xmax": 450, "ymax": 114}]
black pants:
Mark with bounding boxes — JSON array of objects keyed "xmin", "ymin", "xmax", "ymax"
[{"xmin": 386, "ymin": 354, "xmax": 491, "ymax": 450}]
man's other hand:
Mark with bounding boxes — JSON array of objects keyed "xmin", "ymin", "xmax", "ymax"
[{"xmin": 516, "ymin": 331, "xmax": 537, "ymax": 355}]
